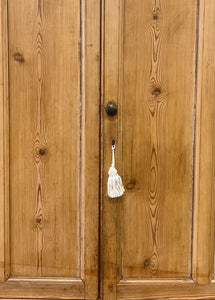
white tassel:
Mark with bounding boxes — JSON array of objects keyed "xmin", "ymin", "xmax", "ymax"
[{"xmin": 107, "ymin": 140, "xmax": 125, "ymax": 198}]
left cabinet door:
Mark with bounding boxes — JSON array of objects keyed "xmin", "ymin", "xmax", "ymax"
[{"xmin": 0, "ymin": 1, "xmax": 100, "ymax": 299}]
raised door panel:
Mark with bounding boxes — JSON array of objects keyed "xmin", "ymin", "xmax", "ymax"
[
  {"xmin": 0, "ymin": 0, "xmax": 100, "ymax": 299},
  {"xmin": 101, "ymin": 0, "xmax": 215, "ymax": 299},
  {"xmin": 122, "ymin": 0, "xmax": 195, "ymax": 278},
  {"xmin": 9, "ymin": 0, "xmax": 80, "ymax": 278}
]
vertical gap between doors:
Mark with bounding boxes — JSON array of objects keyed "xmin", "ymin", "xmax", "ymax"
[
  {"xmin": 79, "ymin": 0, "xmax": 82, "ymax": 279},
  {"xmin": 98, "ymin": 0, "xmax": 104, "ymax": 299}
]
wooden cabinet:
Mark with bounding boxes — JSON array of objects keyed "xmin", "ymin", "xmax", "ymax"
[{"xmin": 0, "ymin": 1, "xmax": 215, "ymax": 299}]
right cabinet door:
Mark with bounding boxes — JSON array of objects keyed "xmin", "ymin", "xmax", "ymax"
[{"xmin": 101, "ymin": 0, "xmax": 215, "ymax": 299}]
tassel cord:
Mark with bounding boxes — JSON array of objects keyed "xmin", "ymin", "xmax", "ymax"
[{"xmin": 111, "ymin": 144, "xmax": 116, "ymax": 168}]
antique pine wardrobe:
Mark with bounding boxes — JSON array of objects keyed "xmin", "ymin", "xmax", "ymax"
[{"xmin": 0, "ymin": 0, "xmax": 215, "ymax": 299}]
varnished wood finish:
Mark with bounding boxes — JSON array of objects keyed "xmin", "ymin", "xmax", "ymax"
[
  {"xmin": 102, "ymin": 0, "xmax": 215, "ymax": 299},
  {"xmin": 117, "ymin": 280, "xmax": 215, "ymax": 300},
  {"xmin": 9, "ymin": 0, "xmax": 80, "ymax": 277},
  {"xmin": 0, "ymin": 0, "xmax": 100, "ymax": 298},
  {"xmin": 0, "ymin": 0, "xmax": 9, "ymax": 282},
  {"xmin": 0, "ymin": 0, "xmax": 3, "ymax": 281},
  {"xmin": 81, "ymin": 0, "xmax": 101, "ymax": 298},
  {"xmin": 101, "ymin": 0, "xmax": 124, "ymax": 298},
  {"xmin": 0, "ymin": 279, "xmax": 84, "ymax": 299},
  {"xmin": 193, "ymin": 0, "xmax": 215, "ymax": 284},
  {"xmin": 1, "ymin": 1, "xmax": 215, "ymax": 299},
  {"xmin": 122, "ymin": 0, "xmax": 197, "ymax": 279}
]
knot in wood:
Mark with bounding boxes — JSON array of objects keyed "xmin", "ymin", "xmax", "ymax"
[
  {"xmin": 144, "ymin": 258, "xmax": 151, "ymax": 267},
  {"xmin": 13, "ymin": 52, "xmax": 25, "ymax": 62},
  {"xmin": 35, "ymin": 217, "xmax": 42, "ymax": 224},
  {"xmin": 126, "ymin": 181, "xmax": 136, "ymax": 190},
  {"xmin": 152, "ymin": 88, "xmax": 161, "ymax": 96},
  {"xmin": 39, "ymin": 148, "xmax": 46, "ymax": 156},
  {"xmin": 35, "ymin": 216, "xmax": 43, "ymax": 229}
]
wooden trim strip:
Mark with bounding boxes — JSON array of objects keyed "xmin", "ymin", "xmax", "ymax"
[
  {"xmin": 193, "ymin": 0, "xmax": 215, "ymax": 284},
  {"xmin": 0, "ymin": 0, "xmax": 9, "ymax": 282},
  {"xmin": 7, "ymin": 277, "xmax": 83, "ymax": 284},
  {"xmin": 101, "ymin": 0, "xmax": 123, "ymax": 298},
  {"xmin": 81, "ymin": 0, "xmax": 100, "ymax": 298},
  {"xmin": 0, "ymin": 281, "xmax": 84, "ymax": 299},
  {"xmin": 0, "ymin": 0, "xmax": 5, "ymax": 282},
  {"xmin": 118, "ymin": 278, "xmax": 194, "ymax": 285},
  {"xmin": 117, "ymin": 282, "xmax": 215, "ymax": 300}
]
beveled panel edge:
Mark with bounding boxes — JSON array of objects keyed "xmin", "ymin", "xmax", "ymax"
[
  {"xmin": 118, "ymin": 278, "xmax": 194, "ymax": 285},
  {"xmin": 7, "ymin": 277, "xmax": 84, "ymax": 284}
]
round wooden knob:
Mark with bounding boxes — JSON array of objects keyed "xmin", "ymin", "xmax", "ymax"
[{"xmin": 105, "ymin": 104, "xmax": 117, "ymax": 116}]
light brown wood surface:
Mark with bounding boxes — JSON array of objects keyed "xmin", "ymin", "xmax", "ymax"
[
  {"xmin": 101, "ymin": 0, "xmax": 215, "ymax": 299},
  {"xmin": 0, "ymin": 0, "xmax": 100, "ymax": 299},
  {"xmin": 117, "ymin": 280, "xmax": 215, "ymax": 300},
  {"xmin": 122, "ymin": 0, "xmax": 196, "ymax": 279},
  {"xmin": 9, "ymin": 0, "xmax": 80, "ymax": 278},
  {"xmin": 193, "ymin": 0, "xmax": 215, "ymax": 284},
  {"xmin": 1, "ymin": 0, "xmax": 215, "ymax": 300},
  {"xmin": 0, "ymin": 0, "xmax": 9, "ymax": 282}
]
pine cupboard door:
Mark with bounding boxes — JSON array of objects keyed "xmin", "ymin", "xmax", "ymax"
[
  {"xmin": 0, "ymin": 0, "xmax": 100, "ymax": 299},
  {"xmin": 101, "ymin": 0, "xmax": 215, "ymax": 299}
]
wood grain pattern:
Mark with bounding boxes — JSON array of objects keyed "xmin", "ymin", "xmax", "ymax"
[
  {"xmin": 193, "ymin": 0, "xmax": 215, "ymax": 284},
  {"xmin": 117, "ymin": 281, "xmax": 215, "ymax": 300},
  {"xmin": 0, "ymin": 279, "xmax": 84, "ymax": 299},
  {"xmin": 33, "ymin": 0, "xmax": 46, "ymax": 276},
  {"xmin": 102, "ymin": 0, "xmax": 201, "ymax": 298},
  {"xmin": 101, "ymin": 0, "xmax": 123, "ymax": 298},
  {"xmin": 37, "ymin": 0, "xmax": 80, "ymax": 277},
  {"xmin": 80, "ymin": 0, "xmax": 100, "ymax": 298},
  {"xmin": 0, "ymin": 0, "xmax": 100, "ymax": 298},
  {"xmin": 146, "ymin": 0, "xmax": 163, "ymax": 276},
  {"xmin": 122, "ymin": 0, "xmax": 197, "ymax": 279},
  {"xmin": 0, "ymin": 0, "xmax": 9, "ymax": 282},
  {"xmin": 9, "ymin": 0, "xmax": 81, "ymax": 277},
  {"xmin": 1, "ymin": 0, "xmax": 215, "ymax": 299}
]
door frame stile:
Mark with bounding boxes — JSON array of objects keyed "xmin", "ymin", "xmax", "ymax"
[
  {"xmin": 81, "ymin": 0, "xmax": 101, "ymax": 298},
  {"xmin": 100, "ymin": 0, "xmax": 124, "ymax": 298},
  {"xmin": 193, "ymin": 0, "xmax": 215, "ymax": 284},
  {"xmin": 0, "ymin": 0, "xmax": 9, "ymax": 282}
]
